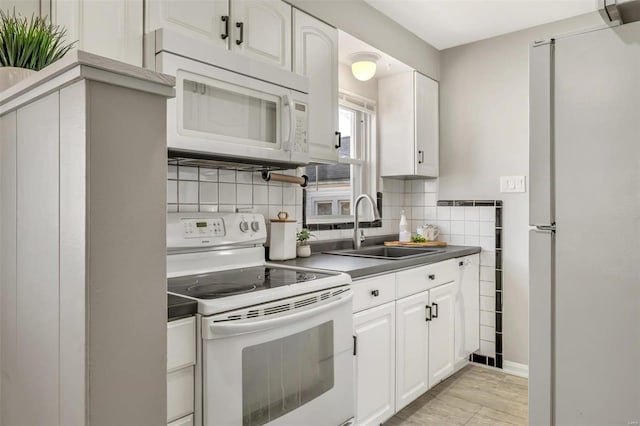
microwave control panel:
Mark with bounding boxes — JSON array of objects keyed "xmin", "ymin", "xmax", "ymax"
[
  {"xmin": 182, "ymin": 218, "xmax": 225, "ymax": 238},
  {"xmin": 294, "ymin": 102, "xmax": 308, "ymax": 153}
]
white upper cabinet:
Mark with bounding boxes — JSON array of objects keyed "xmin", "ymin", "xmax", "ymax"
[
  {"xmin": 146, "ymin": 0, "xmax": 291, "ymax": 70},
  {"xmin": 379, "ymin": 71, "xmax": 439, "ymax": 178},
  {"xmin": 229, "ymin": 0, "xmax": 291, "ymax": 70},
  {"xmin": 53, "ymin": 0, "xmax": 143, "ymax": 66},
  {"xmin": 1, "ymin": 0, "xmax": 40, "ymax": 17},
  {"xmin": 428, "ymin": 281, "xmax": 456, "ymax": 386},
  {"xmin": 293, "ymin": 8, "xmax": 338, "ymax": 164},
  {"xmin": 146, "ymin": 0, "xmax": 229, "ymax": 50}
]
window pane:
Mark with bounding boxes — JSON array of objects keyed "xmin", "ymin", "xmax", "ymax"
[
  {"xmin": 315, "ymin": 202, "xmax": 333, "ymax": 216},
  {"xmin": 339, "ymin": 201, "xmax": 350, "ymax": 216}
]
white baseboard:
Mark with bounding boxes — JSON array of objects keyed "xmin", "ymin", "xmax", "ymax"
[{"xmin": 502, "ymin": 360, "xmax": 529, "ymax": 379}]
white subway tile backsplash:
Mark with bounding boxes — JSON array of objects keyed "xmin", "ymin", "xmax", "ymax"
[
  {"xmin": 236, "ymin": 171, "xmax": 253, "ymax": 184},
  {"xmin": 283, "ymin": 186, "xmax": 297, "ymax": 205},
  {"xmin": 437, "ymin": 206, "xmax": 451, "ymax": 220},
  {"xmin": 480, "ymin": 296, "xmax": 495, "ymax": 312},
  {"xmin": 218, "ymin": 183, "xmax": 236, "ymax": 205},
  {"xmin": 167, "ymin": 180, "xmax": 177, "ymax": 204},
  {"xmin": 268, "ymin": 185, "xmax": 283, "ymax": 205},
  {"xmin": 480, "ymin": 236, "xmax": 496, "ymax": 251},
  {"xmin": 411, "ymin": 207, "xmax": 423, "ymax": 221},
  {"xmin": 480, "ymin": 340, "xmax": 496, "ymax": 358},
  {"xmin": 424, "ymin": 207, "xmax": 436, "ymax": 221},
  {"xmin": 168, "ymin": 165, "xmax": 178, "ymax": 180},
  {"xmin": 404, "ymin": 180, "xmax": 412, "ymax": 192},
  {"xmin": 253, "ymin": 185, "xmax": 269, "ymax": 205},
  {"xmin": 178, "ymin": 181, "xmax": 198, "ymax": 204},
  {"xmin": 178, "ymin": 166, "xmax": 199, "ymax": 181},
  {"xmin": 464, "ymin": 235, "xmax": 480, "ymax": 246},
  {"xmin": 450, "ymin": 235, "xmax": 464, "ymax": 245},
  {"xmin": 218, "ymin": 169, "xmax": 236, "ymax": 183},
  {"xmin": 480, "ymin": 326, "xmax": 496, "ymax": 342},
  {"xmin": 424, "ymin": 179, "xmax": 437, "ymax": 193},
  {"xmin": 237, "ymin": 184, "xmax": 253, "ymax": 205},
  {"xmin": 167, "ymin": 204, "xmax": 178, "ymax": 213},
  {"xmin": 199, "ymin": 168, "xmax": 218, "ymax": 182},
  {"xmin": 178, "ymin": 204, "xmax": 198, "ymax": 212},
  {"xmin": 464, "ymin": 206, "xmax": 480, "ymax": 221},
  {"xmin": 480, "ymin": 311, "xmax": 495, "ymax": 327},
  {"xmin": 464, "ymin": 220, "xmax": 480, "ymax": 236},
  {"xmin": 480, "ymin": 280, "xmax": 496, "ymax": 297},
  {"xmin": 218, "ymin": 204, "xmax": 236, "ymax": 213},
  {"xmin": 450, "ymin": 221, "xmax": 465, "ymax": 236},
  {"xmin": 199, "ymin": 204, "xmax": 218, "ymax": 212},
  {"xmin": 200, "ymin": 182, "xmax": 218, "ymax": 203},
  {"xmin": 480, "ymin": 266, "xmax": 495, "ymax": 282},
  {"xmin": 412, "ymin": 193, "xmax": 425, "ymax": 206},
  {"xmin": 479, "ymin": 206, "xmax": 495, "ymax": 222},
  {"xmin": 425, "ymin": 193, "xmax": 437, "ymax": 207},
  {"xmin": 480, "ymin": 250, "xmax": 496, "ymax": 267},
  {"xmin": 451, "ymin": 207, "xmax": 465, "ymax": 221},
  {"xmin": 479, "ymin": 221, "xmax": 495, "ymax": 237},
  {"xmin": 436, "ymin": 220, "xmax": 451, "ymax": 235}
]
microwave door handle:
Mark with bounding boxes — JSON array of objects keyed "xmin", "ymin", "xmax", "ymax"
[
  {"xmin": 283, "ymin": 94, "xmax": 296, "ymax": 152},
  {"xmin": 208, "ymin": 292, "xmax": 353, "ymax": 336}
]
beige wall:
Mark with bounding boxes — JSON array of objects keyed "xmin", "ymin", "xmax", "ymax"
[
  {"xmin": 286, "ymin": 0, "xmax": 440, "ymax": 80},
  {"xmin": 438, "ymin": 12, "xmax": 605, "ymax": 366}
]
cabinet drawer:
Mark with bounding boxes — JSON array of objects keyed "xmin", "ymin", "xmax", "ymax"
[
  {"xmin": 396, "ymin": 260, "xmax": 457, "ymax": 299},
  {"xmin": 167, "ymin": 316, "xmax": 196, "ymax": 372},
  {"xmin": 167, "ymin": 367, "xmax": 194, "ymax": 422},
  {"xmin": 352, "ymin": 274, "xmax": 396, "ymax": 313},
  {"xmin": 169, "ymin": 414, "xmax": 194, "ymax": 426}
]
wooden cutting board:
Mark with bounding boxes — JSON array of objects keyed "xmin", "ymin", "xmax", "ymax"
[{"xmin": 384, "ymin": 240, "xmax": 448, "ymax": 247}]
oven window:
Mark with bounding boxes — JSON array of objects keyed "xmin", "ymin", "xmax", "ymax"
[{"xmin": 242, "ymin": 321, "xmax": 334, "ymax": 426}]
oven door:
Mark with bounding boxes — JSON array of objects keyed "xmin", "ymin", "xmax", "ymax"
[
  {"xmin": 201, "ymin": 288, "xmax": 354, "ymax": 426},
  {"xmin": 158, "ymin": 52, "xmax": 308, "ymax": 166}
]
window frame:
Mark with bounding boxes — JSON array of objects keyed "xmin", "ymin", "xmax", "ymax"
[{"xmin": 304, "ymin": 92, "xmax": 377, "ymax": 225}]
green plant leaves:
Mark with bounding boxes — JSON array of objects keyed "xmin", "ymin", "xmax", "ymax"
[{"xmin": 0, "ymin": 10, "xmax": 77, "ymax": 71}]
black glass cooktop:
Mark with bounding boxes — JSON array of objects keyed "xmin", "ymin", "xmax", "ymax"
[{"xmin": 168, "ymin": 266, "xmax": 334, "ymax": 299}]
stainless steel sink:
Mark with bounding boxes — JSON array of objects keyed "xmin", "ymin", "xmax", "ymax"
[{"xmin": 324, "ymin": 245, "xmax": 443, "ymax": 260}]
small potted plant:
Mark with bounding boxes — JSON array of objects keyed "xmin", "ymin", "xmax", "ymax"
[
  {"xmin": 296, "ymin": 229, "xmax": 314, "ymax": 258},
  {"xmin": 0, "ymin": 10, "xmax": 76, "ymax": 91}
]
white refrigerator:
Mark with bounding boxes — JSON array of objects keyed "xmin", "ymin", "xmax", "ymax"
[{"xmin": 529, "ymin": 20, "xmax": 640, "ymax": 426}]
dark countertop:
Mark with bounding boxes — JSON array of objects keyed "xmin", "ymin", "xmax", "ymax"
[
  {"xmin": 168, "ymin": 294, "xmax": 197, "ymax": 321},
  {"xmin": 275, "ymin": 245, "xmax": 481, "ymax": 279}
]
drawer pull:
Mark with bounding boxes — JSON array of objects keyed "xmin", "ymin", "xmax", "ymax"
[
  {"xmin": 432, "ymin": 302, "xmax": 439, "ymax": 318},
  {"xmin": 428, "ymin": 274, "xmax": 436, "ymax": 280},
  {"xmin": 425, "ymin": 305, "xmax": 432, "ymax": 322},
  {"xmin": 371, "ymin": 289, "xmax": 379, "ymax": 297}
]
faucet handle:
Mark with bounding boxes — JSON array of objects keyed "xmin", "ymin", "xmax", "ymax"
[{"xmin": 359, "ymin": 229, "xmax": 366, "ymax": 243}]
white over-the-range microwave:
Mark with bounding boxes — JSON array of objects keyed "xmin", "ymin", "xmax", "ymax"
[{"xmin": 145, "ymin": 29, "xmax": 309, "ymax": 167}]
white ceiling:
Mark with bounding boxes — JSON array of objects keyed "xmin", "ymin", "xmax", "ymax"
[
  {"xmin": 362, "ymin": 0, "xmax": 600, "ymax": 50},
  {"xmin": 339, "ymin": 31, "xmax": 413, "ymax": 78}
]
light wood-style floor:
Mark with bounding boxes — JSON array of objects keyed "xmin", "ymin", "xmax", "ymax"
[{"xmin": 384, "ymin": 365, "xmax": 528, "ymax": 426}]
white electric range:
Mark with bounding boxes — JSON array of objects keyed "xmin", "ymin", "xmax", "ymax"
[{"xmin": 167, "ymin": 212, "xmax": 354, "ymax": 426}]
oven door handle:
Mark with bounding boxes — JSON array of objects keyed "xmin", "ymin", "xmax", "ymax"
[{"xmin": 206, "ymin": 292, "xmax": 353, "ymax": 337}]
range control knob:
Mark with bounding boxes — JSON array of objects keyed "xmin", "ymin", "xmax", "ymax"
[
  {"xmin": 251, "ymin": 221, "xmax": 260, "ymax": 232},
  {"xmin": 239, "ymin": 220, "xmax": 249, "ymax": 233}
]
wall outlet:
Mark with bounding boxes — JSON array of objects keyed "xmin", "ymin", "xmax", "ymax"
[{"xmin": 500, "ymin": 176, "xmax": 526, "ymax": 193}]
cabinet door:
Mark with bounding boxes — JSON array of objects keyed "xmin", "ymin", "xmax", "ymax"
[
  {"xmin": 395, "ymin": 291, "xmax": 429, "ymax": 411},
  {"xmin": 454, "ymin": 255, "xmax": 480, "ymax": 367},
  {"xmin": 379, "ymin": 72, "xmax": 415, "ymax": 177},
  {"xmin": 293, "ymin": 9, "xmax": 338, "ymax": 164},
  {"xmin": 53, "ymin": 0, "xmax": 143, "ymax": 66},
  {"xmin": 353, "ymin": 302, "xmax": 396, "ymax": 426},
  {"xmin": 231, "ymin": 0, "xmax": 291, "ymax": 70},
  {"xmin": 428, "ymin": 281, "xmax": 456, "ymax": 386},
  {"xmin": 415, "ymin": 72, "xmax": 439, "ymax": 177},
  {"xmin": 146, "ymin": 0, "xmax": 229, "ymax": 50}
]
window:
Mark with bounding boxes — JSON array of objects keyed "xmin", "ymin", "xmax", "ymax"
[{"xmin": 304, "ymin": 94, "xmax": 376, "ymax": 224}]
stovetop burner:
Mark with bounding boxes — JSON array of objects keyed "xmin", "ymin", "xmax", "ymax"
[{"xmin": 168, "ymin": 266, "xmax": 334, "ymax": 299}]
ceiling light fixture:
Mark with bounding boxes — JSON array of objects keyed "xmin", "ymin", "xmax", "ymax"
[{"xmin": 350, "ymin": 52, "xmax": 381, "ymax": 82}]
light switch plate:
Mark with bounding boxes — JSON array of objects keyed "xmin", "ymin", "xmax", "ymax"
[{"xmin": 500, "ymin": 176, "xmax": 526, "ymax": 193}]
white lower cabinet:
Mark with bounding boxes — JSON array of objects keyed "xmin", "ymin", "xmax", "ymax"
[
  {"xmin": 168, "ymin": 414, "xmax": 194, "ymax": 426},
  {"xmin": 427, "ymin": 281, "xmax": 456, "ymax": 386},
  {"xmin": 395, "ymin": 291, "xmax": 430, "ymax": 411},
  {"xmin": 167, "ymin": 317, "xmax": 196, "ymax": 425},
  {"xmin": 353, "ymin": 301, "xmax": 396, "ymax": 425}
]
